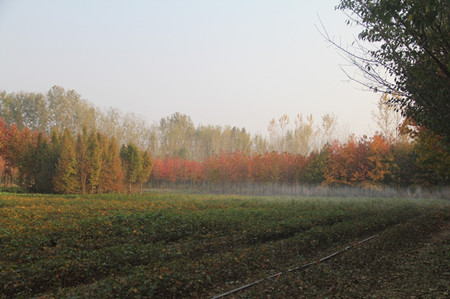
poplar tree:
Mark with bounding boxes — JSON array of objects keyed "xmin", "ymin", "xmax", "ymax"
[
  {"xmin": 138, "ymin": 150, "xmax": 153, "ymax": 193},
  {"xmin": 35, "ymin": 133, "xmax": 54, "ymax": 193},
  {"xmin": 17, "ymin": 130, "xmax": 37, "ymax": 191},
  {"xmin": 98, "ymin": 136, "xmax": 123, "ymax": 193},
  {"xmin": 53, "ymin": 129, "xmax": 79, "ymax": 194},
  {"xmin": 87, "ymin": 132, "xmax": 101, "ymax": 194},
  {"xmin": 120, "ymin": 143, "xmax": 142, "ymax": 193},
  {"xmin": 76, "ymin": 127, "xmax": 89, "ymax": 194}
]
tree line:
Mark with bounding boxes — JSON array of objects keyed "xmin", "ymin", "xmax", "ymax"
[
  {"xmin": 150, "ymin": 130, "xmax": 449, "ymax": 188},
  {"xmin": 1, "ymin": 86, "xmax": 346, "ymax": 161},
  {"xmin": 0, "ymin": 122, "xmax": 152, "ymax": 194},
  {"xmin": 1, "ymin": 86, "xmax": 448, "ymax": 193}
]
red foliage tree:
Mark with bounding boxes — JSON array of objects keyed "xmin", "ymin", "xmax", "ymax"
[{"xmin": 325, "ymin": 137, "xmax": 370, "ymax": 186}]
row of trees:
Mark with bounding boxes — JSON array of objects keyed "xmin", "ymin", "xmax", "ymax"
[
  {"xmin": 1, "ymin": 86, "xmax": 349, "ymax": 161},
  {"xmin": 0, "ymin": 104, "xmax": 447, "ymax": 192},
  {"xmin": 0, "ymin": 87, "xmax": 254, "ymax": 160},
  {"xmin": 0, "ymin": 121, "xmax": 152, "ymax": 194},
  {"xmin": 1, "ymin": 83, "xmax": 448, "ymax": 191},
  {"xmin": 0, "ymin": 87, "xmax": 157, "ymax": 153},
  {"xmin": 150, "ymin": 131, "xmax": 449, "ymax": 187}
]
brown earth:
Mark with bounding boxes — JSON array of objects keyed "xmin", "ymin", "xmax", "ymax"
[{"xmin": 211, "ymin": 217, "xmax": 450, "ymax": 299}]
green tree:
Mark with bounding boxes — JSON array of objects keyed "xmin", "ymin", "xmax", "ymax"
[
  {"xmin": 120, "ymin": 143, "xmax": 142, "ymax": 193},
  {"xmin": 17, "ymin": 129, "xmax": 37, "ymax": 191},
  {"xmin": 0, "ymin": 91, "xmax": 48, "ymax": 131},
  {"xmin": 53, "ymin": 129, "xmax": 79, "ymax": 194},
  {"xmin": 389, "ymin": 141, "xmax": 418, "ymax": 187},
  {"xmin": 333, "ymin": 0, "xmax": 450, "ymax": 140},
  {"xmin": 76, "ymin": 128, "xmax": 89, "ymax": 194},
  {"xmin": 47, "ymin": 86, "xmax": 96, "ymax": 135},
  {"xmin": 98, "ymin": 136, "xmax": 123, "ymax": 193},
  {"xmin": 302, "ymin": 146, "xmax": 329, "ymax": 185},
  {"xmin": 413, "ymin": 128, "xmax": 450, "ymax": 185},
  {"xmin": 159, "ymin": 112, "xmax": 195, "ymax": 159},
  {"xmin": 86, "ymin": 132, "xmax": 102, "ymax": 194},
  {"xmin": 138, "ymin": 150, "xmax": 153, "ymax": 194},
  {"xmin": 192, "ymin": 125, "xmax": 223, "ymax": 160},
  {"xmin": 35, "ymin": 133, "xmax": 55, "ymax": 193}
]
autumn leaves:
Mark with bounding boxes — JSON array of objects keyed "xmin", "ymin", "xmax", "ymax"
[{"xmin": 0, "ymin": 124, "xmax": 152, "ymax": 194}]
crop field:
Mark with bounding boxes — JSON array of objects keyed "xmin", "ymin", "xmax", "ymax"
[{"xmin": 1, "ymin": 192, "xmax": 449, "ymax": 298}]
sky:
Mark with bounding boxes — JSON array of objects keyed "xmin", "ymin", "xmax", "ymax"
[{"xmin": 0, "ymin": 0, "xmax": 381, "ymax": 136}]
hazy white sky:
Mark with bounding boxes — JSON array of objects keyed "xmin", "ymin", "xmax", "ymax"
[{"xmin": 0, "ymin": 0, "xmax": 381, "ymax": 135}]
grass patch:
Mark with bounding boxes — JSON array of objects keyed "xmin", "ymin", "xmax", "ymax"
[{"xmin": 0, "ymin": 192, "xmax": 449, "ymax": 298}]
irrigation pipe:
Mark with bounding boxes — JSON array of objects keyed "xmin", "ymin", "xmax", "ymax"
[{"xmin": 210, "ymin": 235, "xmax": 377, "ymax": 299}]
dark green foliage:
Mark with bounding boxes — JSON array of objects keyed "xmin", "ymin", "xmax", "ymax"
[
  {"xmin": 120, "ymin": 143, "xmax": 142, "ymax": 193},
  {"xmin": 387, "ymin": 141, "xmax": 418, "ymax": 187},
  {"xmin": 35, "ymin": 133, "xmax": 55, "ymax": 193},
  {"xmin": 76, "ymin": 127, "xmax": 89, "ymax": 194},
  {"xmin": 302, "ymin": 146, "xmax": 329, "ymax": 184},
  {"xmin": 337, "ymin": 0, "xmax": 450, "ymax": 140},
  {"xmin": 138, "ymin": 151, "xmax": 153, "ymax": 192},
  {"xmin": 413, "ymin": 129, "xmax": 450, "ymax": 185},
  {"xmin": 87, "ymin": 132, "xmax": 102, "ymax": 194},
  {"xmin": 17, "ymin": 136, "xmax": 37, "ymax": 190}
]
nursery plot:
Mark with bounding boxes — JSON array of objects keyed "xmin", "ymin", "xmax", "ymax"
[{"xmin": 0, "ymin": 192, "xmax": 449, "ymax": 298}]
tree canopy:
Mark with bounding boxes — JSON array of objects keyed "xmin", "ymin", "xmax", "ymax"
[{"xmin": 334, "ymin": 0, "xmax": 449, "ymax": 140}]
